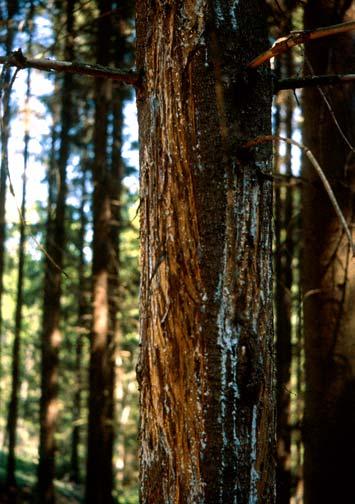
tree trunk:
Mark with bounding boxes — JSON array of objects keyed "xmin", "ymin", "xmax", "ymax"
[
  {"xmin": 0, "ymin": 0, "xmax": 18, "ymax": 413},
  {"xmin": 70, "ymin": 166, "xmax": 88, "ymax": 484},
  {"xmin": 85, "ymin": 1, "xmax": 124, "ymax": 501},
  {"xmin": 302, "ymin": 2, "xmax": 355, "ymax": 503},
  {"xmin": 6, "ymin": 61, "xmax": 31, "ymax": 489},
  {"xmin": 275, "ymin": 55, "xmax": 294, "ymax": 504},
  {"xmin": 136, "ymin": 1, "xmax": 275, "ymax": 502},
  {"xmin": 38, "ymin": 1, "xmax": 75, "ymax": 502}
]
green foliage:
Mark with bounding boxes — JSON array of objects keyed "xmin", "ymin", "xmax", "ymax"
[{"xmin": 0, "ymin": 0, "xmax": 139, "ymax": 501}]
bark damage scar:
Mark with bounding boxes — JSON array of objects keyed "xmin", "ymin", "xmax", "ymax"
[
  {"xmin": 137, "ymin": 0, "xmax": 274, "ymax": 502},
  {"xmin": 138, "ymin": 2, "xmax": 210, "ymax": 502}
]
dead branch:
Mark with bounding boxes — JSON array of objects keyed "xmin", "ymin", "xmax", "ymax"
[
  {"xmin": 248, "ymin": 20, "xmax": 355, "ymax": 69},
  {"xmin": 0, "ymin": 49, "xmax": 140, "ymax": 86},
  {"xmin": 245, "ymin": 135, "xmax": 355, "ymax": 256},
  {"xmin": 275, "ymin": 73, "xmax": 355, "ymax": 92}
]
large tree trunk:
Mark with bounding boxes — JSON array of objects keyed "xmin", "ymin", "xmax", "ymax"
[
  {"xmin": 302, "ymin": 2, "xmax": 355, "ymax": 503},
  {"xmin": 38, "ymin": 1, "xmax": 75, "ymax": 502},
  {"xmin": 136, "ymin": 1, "xmax": 275, "ymax": 502}
]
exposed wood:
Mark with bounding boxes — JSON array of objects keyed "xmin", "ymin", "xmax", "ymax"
[
  {"xmin": 248, "ymin": 20, "xmax": 355, "ymax": 69},
  {"xmin": 136, "ymin": 1, "xmax": 275, "ymax": 502}
]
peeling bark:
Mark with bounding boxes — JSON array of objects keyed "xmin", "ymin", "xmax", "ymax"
[{"xmin": 136, "ymin": 1, "xmax": 275, "ymax": 502}]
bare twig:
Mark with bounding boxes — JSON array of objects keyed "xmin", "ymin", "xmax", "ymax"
[
  {"xmin": 275, "ymin": 73, "xmax": 355, "ymax": 92},
  {"xmin": 248, "ymin": 20, "xmax": 355, "ymax": 69},
  {"xmin": 245, "ymin": 135, "xmax": 355, "ymax": 256},
  {"xmin": 303, "ymin": 56, "xmax": 355, "ymax": 154},
  {"xmin": 0, "ymin": 49, "xmax": 140, "ymax": 86}
]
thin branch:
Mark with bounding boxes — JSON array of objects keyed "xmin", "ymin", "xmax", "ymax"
[
  {"xmin": 303, "ymin": 56, "xmax": 355, "ymax": 154},
  {"xmin": 0, "ymin": 49, "xmax": 140, "ymax": 86},
  {"xmin": 275, "ymin": 73, "xmax": 355, "ymax": 92},
  {"xmin": 244, "ymin": 135, "xmax": 355, "ymax": 256},
  {"xmin": 248, "ymin": 20, "xmax": 355, "ymax": 69}
]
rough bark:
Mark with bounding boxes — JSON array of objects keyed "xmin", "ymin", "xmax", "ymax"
[
  {"xmin": 37, "ymin": 1, "xmax": 75, "ymax": 502},
  {"xmin": 302, "ymin": 1, "xmax": 355, "ymax": 503},
  {"xmin": 136, "ymin": 1, "xmax": 275, "ymax": 502}
]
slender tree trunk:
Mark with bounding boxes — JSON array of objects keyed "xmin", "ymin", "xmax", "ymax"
[
  {"xmin": 86, "ymin": 1, "xmax": 124, "ymax": 501},
  {"xmin": 38, "ymin": 2, "xmax": 75, "ymax": 502},
  {"xmin": 86, "ymin": 73, "xmax": 114, "ymax": 504},
  {"xmin": 5, "ymin": 61, "xmax": 31, "ymax": 488},
  {"xmin": 70, "ymin": 167, "xmax": 88, "ymax": 484},
  {"xmin": 302, "ymin": 2, "xmax": 355, "ymax": 503},
  {"xmin": 0, "ymin": 0, "xmax": 18, "ymax": 414},
  {"xmin": 275, "ymin": 54, "xmax": 294, "ymax": 504},
  {"xmin": 136, "ymin": 1, "xmax": 275, "ymax": 502}
]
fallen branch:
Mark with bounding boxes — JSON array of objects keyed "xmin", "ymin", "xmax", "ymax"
[
  {"xmin": 0, "ymin": 48, "xmax": 140, "ymax": 86},
  {"xmin": 248, "ymin": 20, "xmax": 355, "ymax": 69},
  {"xmin": 275, "ymin": 73, "xmax": 355, "ymax": 92},
  {"xmin": 245, "ymin": 135, "xmax": 355, "ymax": 256}
]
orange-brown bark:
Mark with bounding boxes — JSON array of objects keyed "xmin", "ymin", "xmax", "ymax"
[{"xmin": 136, "ymin": 1, "xmax": 275, "ymax": 502}]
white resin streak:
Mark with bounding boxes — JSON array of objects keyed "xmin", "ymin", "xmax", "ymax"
[
  {"xmin": 249, "ymin": 405, "xmax": 260, "ymax": 504},
  {"xmin": 216, "ymin": 251, "xmax": 240, "ymax": 501}
]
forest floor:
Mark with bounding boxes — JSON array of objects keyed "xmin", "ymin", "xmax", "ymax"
[
  {"xmin": 0, "ymin": 483, "xmax": 82, "ymax": 503},
  {"xmin": 0, "ymin": 448, "xmax": 83, "ymax": 502},
  {"xmin": 0, "ymin": 449, "xmax": 138, "ymax": 503}
]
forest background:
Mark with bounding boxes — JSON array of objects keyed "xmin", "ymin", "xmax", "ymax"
[{"xmin": 0, "ymin": 0, "xmax": 354, "ymax": 503}]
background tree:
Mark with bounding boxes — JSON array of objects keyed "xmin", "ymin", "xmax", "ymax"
[
  {"xmin": 38, "ymin": 1, "xmax": 75, "ymax": 501},
  {"xmin": 5, "ymin": 25, "xmax": 32, "ymax": 486},
  {"xmin": 86, "ymin": 1, "xmax": 134, "ymax": 502},
  {"xmin": 302, "ymin": 1, "xmax": 355, "ymax": 503},
  {"xmin": 0, "ymin": 1, "xmax": 139, "ymax": 501},
  {"xmin": 69, "ymin": 164, "xmax": 88, "ymax": 485},
  {"xmin": 0, "ymin": 0, "xmax": 19, "ymax": 412},
  {"xmin": 271, "ymin": 4, "xmax": 299, "ymax": 502}
]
